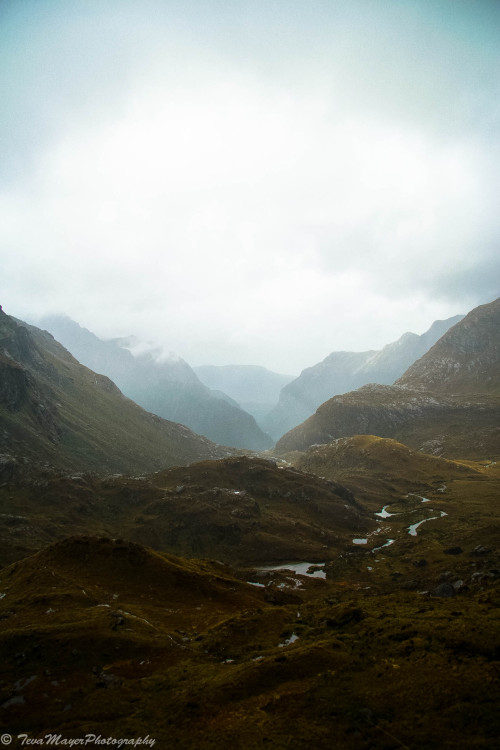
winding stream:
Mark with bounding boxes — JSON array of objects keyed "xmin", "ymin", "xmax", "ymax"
[
  {"xmin": 250, "ymin": 494, "xmax": 448, "ymax": 588},
  {"xmin": 352, "ymin": 494, "xmax": 448, "ymax": 551},
  {"xmin": 407, "ymin": 511, "xmax": 448, "ymax": 536}
]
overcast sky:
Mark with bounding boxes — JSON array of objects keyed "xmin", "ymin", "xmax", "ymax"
[{"xmin": 1, "ymin": 0, "xmax": 499, "ymax": 374}]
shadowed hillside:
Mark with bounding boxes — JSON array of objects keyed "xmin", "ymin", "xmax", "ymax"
[
  {"xmin": 37, "ymin": 315, "xmax": 273, "ymax": 451},
  {"xmin": 0, "ymin": 456, "xmax": 372, "ymax": 567},
  {"xmin": 0, "ymin": 307, "xmax": 233, "ymax": 474},
  {"xmin": 1, "ymin": 519, "xmax": 498, "ymax": 748}
]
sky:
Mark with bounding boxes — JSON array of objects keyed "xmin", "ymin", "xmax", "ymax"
[{"xmin": 1, "ymin": 0, "xmax": 499, "ymax": 374}]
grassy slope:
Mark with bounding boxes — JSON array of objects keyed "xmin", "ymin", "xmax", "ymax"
[
  {"xmin": 0, "ymin": 457, "xmax": 373, "ymax": 567},
  {"xmin": 1, "ymin": 312, "xmax": 232, "ymax": 474},
  {"xmin": 0, "ymin": 531, "xmax": 498, "ymax": 749},
  {"xmin": 1, "ymin": 302, "xmax": 500, "ymax": 747},
  {"xmin": 289, "ymin": 436, "xmax": 500, "ymax": 584},
  {"xmin": 291, "ymin": 434, "xmax": 484, "ymax": 507},
  {"xmin": 0, "ymin": 443, "xmax": 498, "ymax": 747}
]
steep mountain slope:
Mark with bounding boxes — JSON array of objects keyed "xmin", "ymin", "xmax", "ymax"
[
  {"xmin": 194, "ymin": 364, "xmax": 294, "ymax": 423},
  {"xmin": 360, "ymin": 315, "xmax": 464, "ymax": 383},
  {"xmin": 264, "ymin": 315, "xmax": 463, "ymax": 440},
  {"xmin": 264, "ymin": 351, "xmax": 375, "ymax": 440},
  {"xmin": 276, "ymin": 299, "xmax": 500, "ymax": 459},
  {"xmin": 0, "ymin": 307, "xmax": 232, "ymax": 474},
  {"xmin": 396, "ymin": 297, "xmax": 500, "ymax": 394},
  {"xmin": 37, "ymin": 315, "xmax": 272, "ymax": 451}
]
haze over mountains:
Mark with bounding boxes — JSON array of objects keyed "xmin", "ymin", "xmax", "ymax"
[
  {"xmin": 194, "ymin": 364, "xmax": 294, "ymax": 423},
  {"xmin": 37, "ymin": 315, "xmax": 273, "ymax": 452},
  {"xmin": 12, "ymin": 301, "xmax": 499, "ymax": 466},
  {"xmin": 37, "ymin": 311, "xmax": 467, "ymax": 450},
  {"xmin": 276, "ymin": 298, "xmax": 500, "ymax": 460},
  {"xmin": 0, "ymin": 307, "xmax": 233, "ymax": 474}
]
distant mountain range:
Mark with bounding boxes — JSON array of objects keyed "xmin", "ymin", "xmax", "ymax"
[
  {"xmin": 276, "ymin": 298, "xmax": 500, "ymax": 460},
  {"xmin": 37, "ymin": 315, "xmax": 273, "ymax": 451},
  {"xmin": 34, "ymin": 313, "xmax": 467, "ymax": 449},
  {"xmin": 0, "ymin": 307, "xmax": 234, "ymax": 474},
  {"xmin": 194, "ymin": 364, "xmax": 294, "ymax": 423},
  {"xmin": 263, "ymin": 315, "xmax": 464, "ymax": 440}
]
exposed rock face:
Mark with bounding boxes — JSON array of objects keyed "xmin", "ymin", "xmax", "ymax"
[
  {"xmin": 264, "ymin": 315, "xmax": 463, "ymax": 440},
  {"xmin": 275, "ymin": 299, "xmax": 500, "ymax": 460},
  {"xmin": 0, "ymin": 320, "xmax": 62, "ymax": 443},
  {"xmin": 37, "ymin": 315, "xmax": 272, "ymax": 451},
  {"xmin": 275, "ymin": 384, "xmax": 462, "ymax": 454},
  {"xmin": 0, "ymin": 307, "xmax": 234, "ymax": 474},
  {"xmin": 397, "ymin": 298, "xmax": 500, "ymax": 394}
]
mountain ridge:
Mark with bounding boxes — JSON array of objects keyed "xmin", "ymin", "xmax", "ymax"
[
  {"xmin": 275, "ymin": 299, "xmax": 500, "ymax": 459},
  {"xmin": 0, "ymin": 307, "xmax": 234, "ymax": 474},
  {"xmin": 263, "ymin": 314, "xmax": 463, "ymax": 440},
  {"xmin": 396, "ymin": 298, "xmax": 500, "ymax": 394}
]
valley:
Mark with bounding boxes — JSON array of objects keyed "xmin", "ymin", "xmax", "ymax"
[
  {"xmin": 0, "ymin": 299, "xmax": 499, "ymax": 748},
  {"xmin": 0, "ymin": 457, "xmax": 498, "ymax": 749},
  {"xmin": 3, "ymin": 1, "xmax": 499, "ymax": 746}
]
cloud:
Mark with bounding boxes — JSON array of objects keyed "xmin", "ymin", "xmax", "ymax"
[{"xmin": 1, "ymin": 0, "xmax": 499, "ymax": 372}]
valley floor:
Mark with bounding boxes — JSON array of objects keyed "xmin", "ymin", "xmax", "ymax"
[{"xmin": 0, "ymin": 457, "xmax": 499, "ymax": 749}]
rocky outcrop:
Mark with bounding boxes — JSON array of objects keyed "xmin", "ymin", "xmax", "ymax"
[
  {"xmin": 275, "ymin": 384, "xmax": 454, "ymax": 453},
  {"xmin": 397, "ymin": 298, "xmax": 500, "ymax": 395}
]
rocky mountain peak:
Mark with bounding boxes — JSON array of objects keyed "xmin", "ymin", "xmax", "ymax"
[{"xmin": 397, "ymin": 298, "xmax": 500, "ymax": 394}]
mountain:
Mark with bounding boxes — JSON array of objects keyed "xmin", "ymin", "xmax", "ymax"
[
  {"xmin": 275, "ymin": 299, "xmax": 500, "ymax": 459},
  {"xmin": 396, "ymin": 298, "xmax": 500, "ymax": 394},
  {"xmin": 263, "ymin": 315, "xmax": 463, "ymax": 440},
  {"xmin": 0, "ymin": 306, "xmax": 233, "ymax": 474},
  {"xmin": 2, "ymin": 307, "xmax": 500, "ymax": 749},
  {"xmin": 37, "ymin": 315, "xmax": 273, "ymax": 451},
  {"xmin": 263, "ymin": 351, "xmax": 376, "ymax": 440},
  {"xmin": 194, "ymin": 364, "xmax": 294, "ymax": 423}
]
